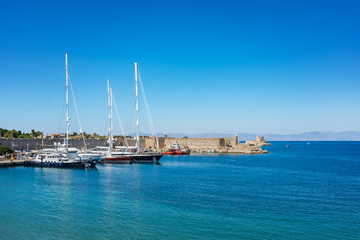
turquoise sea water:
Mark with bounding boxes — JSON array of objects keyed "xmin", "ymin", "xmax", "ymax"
[{"xmin": 0, "ymin": 141, "xmax": 359, "ymax": 239}]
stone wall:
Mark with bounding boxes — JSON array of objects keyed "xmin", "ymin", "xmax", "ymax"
[
  {"xmin": 0, "ymin": 134, "xmax": 267, "ymax": 154},
  {"xmin": 0, "ymin": 138, "xmax": 108, "ymax": 151},
  {"xmin": 245, "ymin": 135, "xmax": 270, "ymax": 147},
  {"xmin": 164, "ymin": 138, "xmax": 221, "ymax": 150},
  {"xmin": 142, "ymin": 135, "xmax": 240, "ymax": 151}
]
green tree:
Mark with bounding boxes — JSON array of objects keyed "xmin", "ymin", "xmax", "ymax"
[
  {"xmin": 0, "ymin": 128, "xmax": 42, "ymax": 138},
  {"xmin": 4, "ymin": 129, "xmax": 19, "ymax": 138},
  {"xmin": 4, "ymin": 132, "xmax": 11, "ymax": 138},
  {"xmin": 0, "ymin": 128, "xmax": 6, "ymax": 137},
  {"xmin": 31, "ymin": 129, "xmax": 36, "ymax": 138},
  {"xmin": 19, "ymin": 134, "xmax": 31, "ymax": 138},
  {"xmin": 0, "ymin": 147, "xmax": 14, "ymax": 156}
]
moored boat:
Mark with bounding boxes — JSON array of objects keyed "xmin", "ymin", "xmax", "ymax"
[
  {"xmin": 26, "ymin": 153, "xmax": 97, "ymax": 168},
  {"xmin": 101, "ymin": 152, "xmax": 132, "ymax": 164},
  {"xmin": 162, "ymin": 141, "xmax": 190, "ymax": 155},
  {"xmin": 130, "ymin": 63, "xmax": 162, "ymax": 163},
  {"xmin": 26, "ymin": 53, "xmax": 97, "ymax": 169},
  {"xmin": 100, "ymin": 80, "xmax": 133, "ymax": 164},
  {"xmin": 101, "ymin": 63, "xmax": 163, "ymax": 164},
  {"xmin": 129, "ymin": 153, "xmax": 162, "ymax": 163}
]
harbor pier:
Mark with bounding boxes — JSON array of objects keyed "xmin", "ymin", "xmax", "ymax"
[{"xmin": 0, "ymin": 159, "xmax": 25, "ymax": 167}]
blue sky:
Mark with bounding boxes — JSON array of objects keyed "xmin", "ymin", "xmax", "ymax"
[{"xmin": 0, "ymin": 0, "xmax": 359, "ymax": 135}]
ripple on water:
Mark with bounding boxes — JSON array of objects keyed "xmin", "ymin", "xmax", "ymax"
[{"xmin": 0, "ymin": 142, "xmax": 360, "ymax": 239}]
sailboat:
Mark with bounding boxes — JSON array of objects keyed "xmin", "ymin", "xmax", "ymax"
[
  {"xmin": 26, "ymin": 53, "xmax": 97, "ymax": 168},
  {"xmin": 102, "ymin": 63, "xmax": 162, "ymax": 164},
  {"xmin": 129, "ymin": 62, "xmax": 162, "ymax": 163},
  {"xmin": 101, "ymin": 80, "xmax": 134, "ymax": 164}
]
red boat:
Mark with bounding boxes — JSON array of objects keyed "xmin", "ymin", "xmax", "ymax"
[
  {"xmin": 162, "ymin": 149, "xmax": 190, "ymax": 155},
  {"xmin": 162, "ymin": 141, "xmax": 190, "ymax": 155}
]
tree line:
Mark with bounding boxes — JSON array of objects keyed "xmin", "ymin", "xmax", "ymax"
[
  {"xmin": 1, "ymin": 128, "xmax": 128, "ymax": 140},
  {"xmin": 0, "ymin": 128, "xmax": 43, "ymax": 139}
]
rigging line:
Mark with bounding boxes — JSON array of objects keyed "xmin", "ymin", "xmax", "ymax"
[
  {"xmin": 68, "ymin": 75, "xmax": 87, "ymax": 150},
  {"xmin": 107, "ymin": 80, "xmax": 113, "ymax": 153},
  {"xmin": 137, "ymin": 69, "xmax": 158, "ymax": 149},
  {"xmin": 137, "ymin": 70, "xmax": 155, "ymax": 134},
  {"xmin": 138, "ymin": 69, "xmax": 156, "ymax": 135},
  {"xmin": 111, "ymin": 87, "xmax": 129, "ymax": 149}
]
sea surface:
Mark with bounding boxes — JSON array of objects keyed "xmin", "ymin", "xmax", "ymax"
[{"xmin": 0, "ymin": 141, "xmax": 359, "ymax": 239}]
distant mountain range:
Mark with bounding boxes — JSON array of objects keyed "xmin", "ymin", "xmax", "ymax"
[
  {"xmin": 131, "ymin": 131, "xmax": 360, "ymax": 141},
  {"xmin": 237, "ymin": 132, "xmax": 360, "ymax": 141}
]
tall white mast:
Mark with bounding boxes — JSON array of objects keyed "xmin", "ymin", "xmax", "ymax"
[
  {"xmin": 65, "ymin": 53, "xmax": 70, "ymax": 154},
  {"xmin": 135, "ymin": 62, "xmax": 140, "ymax": 153},
  {"xmin": 107, "ymin": 80, "xmax": 113, "ymax": 155}
]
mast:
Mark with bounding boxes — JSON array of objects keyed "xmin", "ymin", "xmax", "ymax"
[
  {"xmin": 135, "ymin": 62, "xmax": 140, "ymax": 153},
  {"xmin": 65, "ymin": 53, "xmax": 69, "ymax": 154},
  {"xmin": 107, "ymin": 80, "xmax": 113, "ymax": 155}
]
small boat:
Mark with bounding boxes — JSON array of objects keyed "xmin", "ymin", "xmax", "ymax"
[
  {"xmin": 162, "ymin": 141, "xmax": 190, "ymax": 155},
  {"xmin": 286, "ymin": 144, "xmax": 290, "ymax": 148},
  {"xmin": 162, "ymin": 149, "xmax": 190, "ymax": 155},
  {"xmin": 307, "ymin": 142, "xmax": 311, "ymax": 145}
]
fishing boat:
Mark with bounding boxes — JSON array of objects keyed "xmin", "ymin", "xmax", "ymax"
[
  {"xmin": 26, "ymin": 53, "xmax": 97, "ymax": 169},
  {"xmin": 162, "ymin": 141, "xmax": 190, "ymax": 155}
]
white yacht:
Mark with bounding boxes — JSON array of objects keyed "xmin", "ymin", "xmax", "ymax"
[{"xmin": 27, "ymin": 53, "xmax": 97, "ymax": 168}]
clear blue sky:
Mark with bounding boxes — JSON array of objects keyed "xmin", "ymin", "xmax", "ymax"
[{"xmin": 1, "ymin": 0, "xmax": 359, "ymax": 135}]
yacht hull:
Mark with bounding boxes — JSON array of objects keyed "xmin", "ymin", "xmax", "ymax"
[
  {"xmin": 25, "ymin": 160, "xmax": 97, "ymax": 168},
  {"xmin": 102, "ymin": 156, "xmax": 131, "ymax": 164},
  {"xmin": 130, "ymin": 154, "xmax": 162, "ymax": 163}
]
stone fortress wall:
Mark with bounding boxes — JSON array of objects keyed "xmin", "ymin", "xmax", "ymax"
[
  {"xmin": 0, "ymin": 138, "xmax": 108, "ymax": 151},
  {"xmin": 0, "ymin": 134, "xmax": 269, "ymax": 154},
  {"xmin": 143, "ymin": 135, "xmax": 269, "ymax": 154},
  {"xmin": 143, "ymin": 135, "xmax": 238, "ymax": 150}
]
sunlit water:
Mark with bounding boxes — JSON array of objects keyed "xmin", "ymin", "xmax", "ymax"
[{"xmin": 1, "ymin": 142, "xmax": 359, "ymax": 239}]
